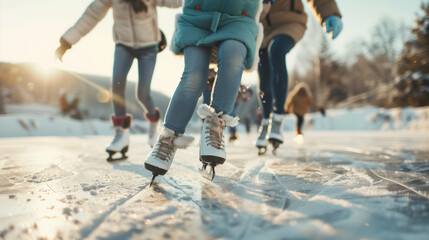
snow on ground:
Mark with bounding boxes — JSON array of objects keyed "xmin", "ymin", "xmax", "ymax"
[
  {"xmin": 1, "ymin": 105, "xmax": 429, "ymax": 138},
  {"xmin": 284, "ymin": 106, "xmax": 429, "ymax": 132},
  {"xmin": 1, "ymin": 131, "xmax": 428, "ymax": 240},
  {"xmin": 0, "ymin": 104, "xmax": 151, "ymax": 137}
]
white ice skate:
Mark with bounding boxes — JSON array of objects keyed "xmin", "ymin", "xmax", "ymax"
[
  {"xmin": 268, "ymin": 113, "xmax": 284, "ymax": 155},
  {"xmin": 106, "ymin": 114, "xmax": 132, "ymax": 161},
  {"xmin": 256, "ymin": 118, "xmax": 270, "ymax": 155},
  {"xmin": 145, "ymin": 108, "xmax": 161, "ymax": 148},
  {"xmin": 197, "ymin": 104, "xmax": 238, "ymax": 180},
  {"xmin": 144, "ymin": 127, "xmax": 194, "ymax": 186},
  {"xmin": 148, "ymin": 122, "xmax": 158, "ymax": 147}
]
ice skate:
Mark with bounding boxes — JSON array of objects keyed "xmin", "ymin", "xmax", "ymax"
[
  {"xmin": 296, "ymin": 126, "xmax": 303, "ymax": 136},
  {"xmin": 144, "ymin": 128, "xmax": 194, "ymax": 186},
  {"xmin": 256, "ymin": 118, "xmax": 269, "ymax": 155},
  {"xmin": 197, "ymin": 104, "xmax": 239, "ymax": 180},
  {"xmin": 106, "ymin": 114, "xmax": 132, "ymax": 161},
  {"xmin": 145, "ymin": 108, "xmax": 161, "ymax": 148},
  {"xmin": 229, "ymin": 132, "xmax": 238, "ymax": 142},
  {"xmin": 268, "ymin": 113, "xmax": 284, "ymax": 155}
]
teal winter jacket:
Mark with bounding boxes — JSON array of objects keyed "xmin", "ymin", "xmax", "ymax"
[{"xmin": 172, "ymin": 0, "xmax": 263, "ymax": 70}]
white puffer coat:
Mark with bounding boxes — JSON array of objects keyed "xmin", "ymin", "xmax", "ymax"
[{"xmin": 62, "ymin": 0, "xmax": 182, "ymax": 48}]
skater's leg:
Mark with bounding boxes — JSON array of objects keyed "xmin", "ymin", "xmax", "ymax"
[
  {"xmin": 198, "ymin": 40, "xmax": 245, "ymax": 169},
  {"xmin": 135, "ymin": 46, "xmax": 158, "ymax": 115},
  {"xmin": 256, "ymin": 49, "xmax": 272, "ymax": 150},
  {"xmin": 268, "ymin": 35, "xmax": 294, "ymax": 114},
  {"xmin": 295, "ymin": 113, "xmax": 304, "ymax": 134},
  {"xmin": 112, "ymin": 44, "xmax": 134, "ymax": 117},
  {"xmin": 257, "ymin": 47, "xmax": 272, "ymax": 119},
  {"xmin": 211, "ymin": 40, "xmax": 247, "ymax": 115},
  {"xmin": 135, "ymin": 46, "xmax": 160, "ymax": 146},
  {"xmin": 164, "ymin": 46, "xmax": 211, "ymax": 134},
  {"xmin": 202, "ymin": 88, "xmax": 211, "ymax": 105}
]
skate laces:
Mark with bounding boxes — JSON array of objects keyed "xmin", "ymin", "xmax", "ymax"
[
  {"xmin": 205, "ymin": 113, "xmax": 225, "ymax": 150},
  {"xmin": 153, "ymin": 136, "xmax": 176, "ymax": 162}
]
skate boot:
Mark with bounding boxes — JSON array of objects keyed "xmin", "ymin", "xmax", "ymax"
[
  {"xmin": 145, "ymin": 108, "xmax": 161, "ymax": 148},
  {"xmin": 106, "ymin": 114, "xmax": 132, "ymax": 161},
  {"xmin": 268, "ymin": 113, "xmax": 284, "ymax": 155},
  {"xmin": 197, "ymin": 104, "xmax": 239, "ymax": 180},
  {"xmin": 229, "ymin": 131, "xmax": 238, "ymax": 142},
  {"xmin": 144, "ymin": 128, "xmax": 194, "ymax": 186},
  {"xmin": 295, "ymin": 126, "xmax": 304, "ymax": 144},
  {"xmin": 256, "ymin": 118, "xmax": 269, "ymax": 155},
  {"xmin": 296, "ymin": 126, "xmax": 303, "ymax": 136}
]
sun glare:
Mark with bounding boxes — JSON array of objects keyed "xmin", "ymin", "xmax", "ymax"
[
  {"xmin": 295, "ymin": 134, "xmax": 304, "ymax": 144},
  {"xmin": 34, "ymin": 63, "xmax": 55, "ymax": 77}
]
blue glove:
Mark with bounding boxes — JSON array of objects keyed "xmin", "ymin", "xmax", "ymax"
[
  {"xmin": 263, "ymin": 0, "xmax": 274, "ymax": 4},
  {"xmin": 324, "ymin": 16, "xmax": 343, "ymax": 39}
]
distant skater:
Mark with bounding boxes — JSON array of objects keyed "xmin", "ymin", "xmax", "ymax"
[
  {"xmin": 227, "ymin": 85, "xmax": 253, "ymax": 142},
  {"xmin": 285, "ymin": 82, "xmax": 325, "ymax": 136},
  {"xmin": 55, "ymin": 0, "xmax": 183, "ymax": 160},
  {"xmin": 256, "ymin": 0, "xmax": 342, "ymax": 155},
  {"xmin": 59, "ymin": 88, "xmax": 83, "ymax": 120}
]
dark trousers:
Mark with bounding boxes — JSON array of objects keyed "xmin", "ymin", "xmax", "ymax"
[
  {"xmin": 258, "ymin": 35, "xmax": 295, "ymax": 118},
  {"xmin": 295, "ymin": 113, "xmax": 304, "ymax": 130}
]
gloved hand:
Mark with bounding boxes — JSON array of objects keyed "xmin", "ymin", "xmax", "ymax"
[
  {"xmin": 55, "ymin": 38, "xmax": 71, "ymax": 62},
  {"xmin": 320, "ymin": 108, "xmax": 326, "ymax": 116},
  {"xmin": 323, "ymin": 16, "xmax": 343, "ymax": 39}
]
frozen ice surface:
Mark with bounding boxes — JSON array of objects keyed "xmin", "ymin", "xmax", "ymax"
[{"xmin": 0, "ymin": 131, "xmax": 428, "ymax": 240}]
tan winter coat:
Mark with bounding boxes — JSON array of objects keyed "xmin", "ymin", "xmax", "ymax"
[
  {"xmin": 62, "ymin": 0, "xmax": 182, "ymax": 48},
  {"xmin": 284, "ymin": 82, "xmax": 320, "ymax": 116},
  {"xmin": 259, "ymin": 0, "xmax": 341, "ymax": 48}
]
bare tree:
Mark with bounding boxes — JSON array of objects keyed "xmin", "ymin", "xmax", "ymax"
[{"xmin": 360, "ymin": 17, "xmax": 409, "ymax": 85}]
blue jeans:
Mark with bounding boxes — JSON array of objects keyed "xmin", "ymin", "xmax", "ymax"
[
  {"xmin": 203, "ymin": 85, "xmax": 238, "ymax": 134},
  {"xmin": 112, "ymin": 44, "xmax": 157, "ymax": 117},
  {"xmin": 202, "ymin": 87, "xmax": 211, "ymax": 105},
  {"xmin": 258, "ymin": 35, "xmax": 294, "ymax": 118},
  {"xmin": 165, "ymin": 40, "xmax": 247, "ymax": 134}
]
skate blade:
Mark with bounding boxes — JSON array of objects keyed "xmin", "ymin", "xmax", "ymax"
[
  {"xmin": 106, "ymin": 150, "xmax": 128, "ymax": 162},
  {"xmin": 149, "ymin": 174, "xmax": 158, "ymax": 187},
  {"xmin": 200, "ymin": 163, "xmax": 215, "ymax": 181},
  {"xmin": 257, "ymin": 146, "xmax": 267, "ymax": 155},
  {"xmin": 106, "ymin": 156, "xmax": 128, "ymax": 162},
  {"xmin": 269, "ymin": 139, "xmax": 282, "ymax": 156},
  {"xmin": 272, "ymin": 148, "xmax": 277, "ymax": 156}
]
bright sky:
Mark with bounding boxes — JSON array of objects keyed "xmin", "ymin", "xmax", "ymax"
[{"xmin": 0, "ymin": 0, "xmax": 424, "ymax": 97}]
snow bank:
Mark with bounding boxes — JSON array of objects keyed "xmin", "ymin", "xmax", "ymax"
[
  {"xmin": 0, "ymin": 104, "xmax": 151, "ymax": 138},
  {"xmin": 0, "ymin": 114, "xmax": 153, "ymax": 138},
  {"xmin": 1, "ymin": 105, "xmax": 428, "ymax": 138},
  {"xmin": 284, "ymin": 106, "xmax": 429, "ymax": 131}
]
